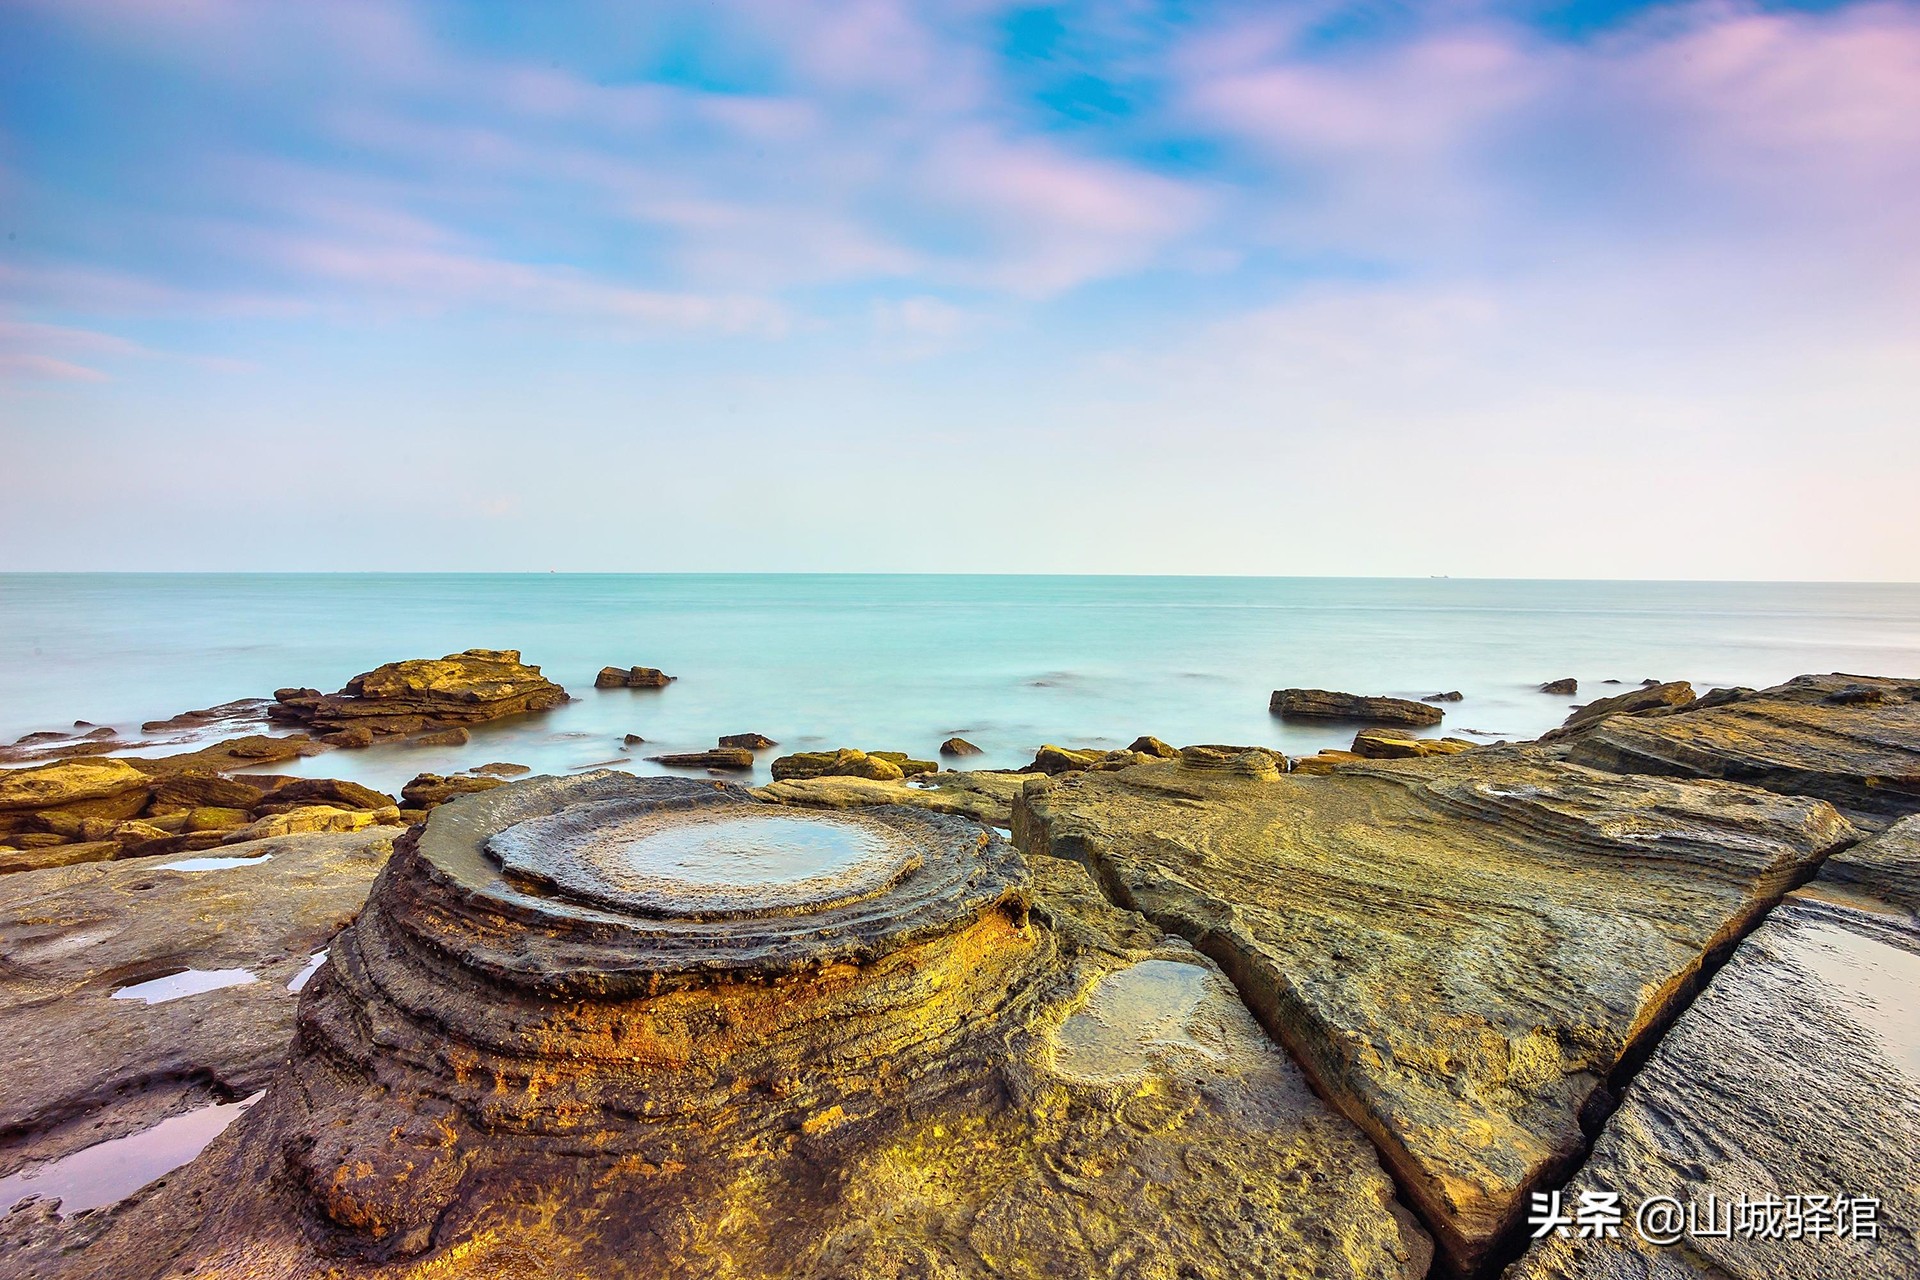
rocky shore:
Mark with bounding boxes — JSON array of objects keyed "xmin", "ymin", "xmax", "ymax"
[{"xmin": 0, "ymin": 662, "xmax": 1914, "ymax": 1279}]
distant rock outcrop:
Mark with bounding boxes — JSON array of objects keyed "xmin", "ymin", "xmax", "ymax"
[
  {"xmin": 269, "ymin": 650, "xmax": 567, "ymax": 740},
  {"xmin": 595, "ymin": 666, "xmax": 673, "ymax": 688},
  {"xmin": 1270, "ymin": 689, "xmax": 1444, "ymax": 726}
]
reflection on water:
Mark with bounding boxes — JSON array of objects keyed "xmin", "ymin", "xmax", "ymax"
[
  {"xmin": 0, "ymin": 1092, "xmax": 263, "ymax": 1215},
  {"xmin": 1053, "ymin": 958, "xmax": 1235, "ymax": 1084},
  {"xmin": 154, "ymin": 853, "xmax": 272, "ymax": 873},
  {"xmin": 1781, "ymin": 920, "xmax": 1920, "ymax": 1087},
  {"xmin": 111, "ymin": 968, "xmax": 257, "ymax": 1005}
]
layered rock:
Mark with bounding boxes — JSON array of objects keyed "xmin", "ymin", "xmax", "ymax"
[
  {"xmin": 717, "ymin": 733, "xmax": 777, "ymax": 751},
  {"xmin": 1507, "ymin": 815, "xmax": 1920, "ymax": 1280},
  {"xmin": 647, "ymin": 747, "xmax": 756, "ymax": 770},
  {"xmin": 1271, "ymin": 688, "xmax": 1444, "ymax": 726},
  {"xmin": 754, "ymin": 769, "xmax": 1031, "ymax": 828},
  {"xmin": 1351, "ymin": 728, "xmax": 1476, "ymax": 759},
  {"xmin": 1548, "ymin": 680, "xmax": 1695, "ymax": 737},
  {"xmin": 770, "ymin": 747, "xmax": 904, "ymax": 782},
  {"xmin": 1539, "ymin": 679, "xmax": 1577, "ymax": 696},
  {"xmin": 595, "ymin": 665, "xmax": 673, "ymax": 688},
  {"xmin": 1565, "ymin": 673, "xmax": 1920, "ymax": 824},
  {"xmin": 1014, "ymin": 750, "xmax": 1856, "ymax": 1276},
  {"xmin": 268, "ymin": 649, "xmax": 567, "ymax": 740},
  {"xmin": 61, "ymin": 774, "xmax": 1433, "ymax": 1280}
]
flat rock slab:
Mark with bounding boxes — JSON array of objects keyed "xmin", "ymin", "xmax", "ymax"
[
  {"xmin": 0, "ymin": 830, "xmax": 395, "ymax": 1173},
  {"xmin": 1566, "ymin": 673, "xmax": 1920, "ymax": 825},
  {"xmin": 753, "ymin": 769, "xmax": 1030, "ymax": 827},
  {"xmin": 1507, "ymin": 815, "xmax": 1920, "ymax": 1280},
  {"xmin": 1014, "ymin": 750, "xmax": 1857, "ymax": 1275}
]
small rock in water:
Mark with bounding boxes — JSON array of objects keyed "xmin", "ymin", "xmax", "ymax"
[
  {"xmin": 409, "ymin": 727, "xmax": 471, "ymax": 747},
  {"xmin": 1420, "ymin": 691, "xmax": 1464, "ymax": 703},
  {"xmin": 623, "ymin": 734, "xmax": 646, "ymax": 747},
  {"xmin": 718, "ymin": 733, "xmax": 778, "ymax": 751},
  {"xmin": 596, "ymin": 665, "xmax": 673, "ymax": 689},
  {"xmin": 1270, "ymin": 688, "xmax": 1444, "ymax": 726},
  {"xmin": 1539, "ymin": 678, "xmax": 1577, "ymax": 696},
  {"xmin": 469, "ymin": 762, "xmax": 531, "ymax": 777},
  {"xmin": 940, "ymin": 737, "xmax": 983, "ymax": 757},
  {"xmin": 649, "ymin": 748, "xmax": 755, "ymax": 771}
]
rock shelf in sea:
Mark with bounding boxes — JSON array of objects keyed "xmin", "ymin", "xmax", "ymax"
[{"xmin": 0, "ymin": 667, "xmax": 1915, "ymax": 1279}]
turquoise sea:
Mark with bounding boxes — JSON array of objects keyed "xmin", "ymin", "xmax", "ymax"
[{"xmin": 3, "ymin": 575, "xmax": 1918, "ymax": 793}]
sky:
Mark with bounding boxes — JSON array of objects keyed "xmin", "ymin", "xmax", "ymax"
[{"xmin": 0, "ymin": 0, "xmax": 1915, "ymax": 578}]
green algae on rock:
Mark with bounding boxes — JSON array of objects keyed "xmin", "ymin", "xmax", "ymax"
[
  {"xmin": 57, "ymin": 774, "xmax": 1431, "ymax": 1280},
  {"xmin": 1013, "ymin": 749, "xmax": 1857, "ymax": 1276}
]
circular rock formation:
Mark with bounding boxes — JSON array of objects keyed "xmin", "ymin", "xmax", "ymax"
[{"xmin": 69, "ymin": 773, "xmax": 1431, "ymax": 1280}]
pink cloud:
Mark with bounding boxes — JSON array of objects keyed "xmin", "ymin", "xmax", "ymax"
[{"xmin": 0, "ymin": 352, "xmax": 111, "ymax": 382}]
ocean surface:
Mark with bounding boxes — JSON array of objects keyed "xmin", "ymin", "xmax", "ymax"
[{"xmin": 3, "ymin": 574, "xmax": 1918, "ymax": 793}]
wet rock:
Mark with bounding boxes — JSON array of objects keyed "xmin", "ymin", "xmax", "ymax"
[
  {"xmin": 595, "ymin": 665, "xmax": 673, "ymax": 689},
  {"xmin": 867, "ymin": 751, "xmax": 936, "ymax": 778},
  {"xmin": 399, "ymin": 774, "xmax": 505, "ymax": 809},
  {"xmin": 771, "ymin": 748, "xmax": 904, "ymax": 783},
  {"xmin": 939, "ymin": 736, "xmax": 983, "ymax": 757},
  {"xmin": 1539, "ymin": 678, "xmax": 1577, "ymax": 696},
  {"xmin": 754, "ymin": 771, "xmax": 1031, "ymax": 828},
  {"xmin": 268, "ymin": 650, "xmax": 567, "ymax": 740},
  {"xmin": 139, "ymin": 700, "xmax": 271, "ymax": 735},
  {"xmin": 1350, "ymin": 728, "xmax": 1476, "ymax": 760},
  {"xmin": 717, "ymin": 733, "xmax": 778, "ymax": 751},
  {"xmin": 1127, "ymin": 735, "xmax": 1178, "ymax": 758},
  {"xmin": 1507, "ymin": 816, "xmax": 1920, "ymax": 1280},
  {"xmin": 469, "ymin": 762, "xmax": 531, "ymax": 777},
  {"xmin": 0, "ymin": 830, "xmax": 395, "ymax": 1188},
  {"xmin": 408, "ymin": 726, "xmax": 470, "ymax": 748},
  {"xmin": 129, "ymin": 735, "xmax": 323, "ymax": 774},
  {"xmin": 318, "ymin": 727, "xmax": 375, "ymax": 749},
  {"xmin": 648, "ymin": 748, "xmax": 756, "ymax": 771},
  {"xmin": 1565, "ymin": 673, "xmax": 1920, "ymax": 824},
  {"xmin": 255, "ymin": 778, "xmax": 396, "ymax": 813},
  {"xmin": 1013, "ymin": 750, "xmax": 1854, "ymax": 1276},
  {"xmin": 622, "ymin": 734, "xmax": 646, "ymax": 747},
  {"xmin": 1271, "ymin": 688, "xmax": 1445, "ymax": 726},
  {"xmin": 1423, "ymin": 691, "xmax": 1465, "ymax": 703},
  {"xmin": 1547, "ymin": 680, "xmax": 1696, "ymax": 737},
  {"xmin": 67, "ymin": 774, "xmax": 1431, "ymax": 1280}
]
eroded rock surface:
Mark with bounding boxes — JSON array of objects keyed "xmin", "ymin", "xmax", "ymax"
[
  {"xmin": 754, "ymin": 769, "xmax": 1030, "ymax": 828},
  {"xmin": 1547, "ymin": 681, "xmax": 1695, "ymax": 737},
  {"xmin": 59, "ymin": 774, "xmax": 1431, "ymax": 1280},
  {"xmin": 1014, "ymin": 750, "xmax": 1856, "ymax": 1275},
  {"xmin": 0, "ymin": 830, "xmax": 395, "ymax": 1176},
  {"xmin": 1565, "ymin": 673, "xmax": 1920, "ymax": 824},
  {"xmin": 268, "ymin": 649, "xmax": 567, "ymax": 739},
  {"xmin": 1507, "ymin": 815, "xmax": 1920, "ymax": 1280}
]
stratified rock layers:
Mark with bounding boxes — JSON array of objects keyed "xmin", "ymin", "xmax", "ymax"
[
  {"xmin": 268, "ymin": 648, "xmax": 568, "ymax": 740},
  {"xmin": 70, "ymin": 774, "xmax": 1430, "ymax": 1280},
  {"xmin": 1566, "ymin": 673, "xmax": 1920, "ymax": 823},
  {"xmin": 1508, "ymin": 815, "xmax": 1920, "ymax": 1280},
  {"xmin": 1013, "ymin": 751, "xmax": 1856, "ymax": 1276}
]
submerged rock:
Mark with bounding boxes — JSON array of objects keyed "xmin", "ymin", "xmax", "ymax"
[
  {"xmin": 1271, "ymin": 688, "xmax": 1444, "ymax": 726},
  {"xmin": 1422, "ymin": 691, "xmax": 1465, "ymax": 703},
  {"xmin": 1508, "ymin": 815, "xmax": 1920, "ymax": 1280},
  {"xmin": 1539, "ymin": 678, "xmax": 1577, "ymax": 696},
  {"xmin": 1565, "ymin": 672, "xmax": 1920, "ymax": 824},
  {"xmin": 268, "ymin": 650, "xmax": 567, "ymax": 740},
  {"xmin": 65, "ymin": 774, "xmax": 1432, "ymax": 1279},
  {"xmin": 1013, "ymin": 749, "xmax": 1855, "ymax": 1276}
]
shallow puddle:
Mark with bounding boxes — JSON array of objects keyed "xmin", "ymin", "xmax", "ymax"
[
  {"xmin": 1779, "ymin": 919, "xmax": 1920, "ymax": 1087},
  {"xmin": 0, "ymin": 1092, "xmax": 263, "ymax": 1215},
  {"xmin": 287, "ymin": 951, "xmax": 327, "ymax": 993},
  {"xmin": 154, "ymin": 853, "xmax": 272, "ymax": 873},
  {"xmin": 1052, "ymin": 958, "xmax": 1236, "ymax": 1084},
  {"xmin": 111, "ymin": 968, "xmax": 258, "ymax": 1004}
]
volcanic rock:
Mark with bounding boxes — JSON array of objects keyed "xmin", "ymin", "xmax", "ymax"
[
  {"xmin": 1507, "ymin": 815, "xmax": 1920, "ymax": 1280},
  {"xmin": 64, "ymin": 774, "xmax": 1433, "ymax": 1279},
  {"xmin": 1548, "ymin": 681, "xmax": 1695, "ymax": 737},
  {"xmin": 717, "ymin": 733, "xmax": 778, "ymax": 751},
  {"xmin": 770, "ymin": 748, "xmax": 903, "ymax": 783},
  {"xmin": 939, "ymin": 736, "xmax": 982, "ymax": 757},
  {"xmin": 268, "ymin": 650, "xmax": 567, "ymax": 740},
  {"xmin": 399, "ymin": 773, "xmax": 505, "ymax": 809},
  {"xmin": 1013, "ymin": 749, "xmax": 1855, "ymax": 1275},
  {"xmin": 1350, "ymin": 728, "xmax": 1475, "ymax": 760},
  {"xmin": 0, "ymin": 830, "xmax": 395, "ymax": 1184},
  {"xmin": 647, "ymin": 748, "xmax": 756, "ymax": 771},
  {"xmin": 1539, "ymin": 678, "xmax": 1577, "ymax": 696},
  {"xmin": 1271, "ymin": 688, "xmax": 1445, "ymax": 726},
  {"xmin": 595, "ymin": 666, "xmax": 673, "ymax": 689},
  {"xmin": 1564, "ymin": 673, "xmax": 1920, "ymax": 824}
]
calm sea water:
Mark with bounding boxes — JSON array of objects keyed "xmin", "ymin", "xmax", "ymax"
[{"xmin": 3, "ymin": 575, "xmax": 1917, "ymax": 792}]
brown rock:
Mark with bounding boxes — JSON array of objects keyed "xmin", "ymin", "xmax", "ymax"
[
  {"xmin": 318, "ymin": 727, "xmax": 376, "ymax": 749},
  {"xmin": 939, "ymin": 736, "xmax": 983, "ymax": 757},
  {"xmin": 1422, "ymin": 691, "xmax": 1464, "ymax": 703},
  {"xmin": 595, "ymin": 665, "xmax": 673, "ymax": 689},
  {"xmin": 1126, "ymin": 735, "xmax": 1179, "ymax": 758},
  {"xmin": 139, "ymin": 699, "xmax": 271, "ymax": 734},
  {"xmin": 401, "ymin": 772, "xmax": 507, "ymax": 810},
  {"xmin": 1349, "ymin": 728, "xmax": 1475, "ymax": 760},
  {"xmin": 753, "ymin": 770, "xmax": 1031, "ymax": 828},
  {"xmin": 150, "ymin": 772, "xmax": 267, "ymax": 812},
  {"xmin": 269, "ymin": 649, "xmax": 568, "ymax": 739},
  {"xmin": 1564, "ymin": 673, "xmax": 1920, "ymax": 823},
  {"xmin": 1271, "ymin": 688, "xmax": 1444, "ymax": 726},
  {"xmin": 0, "ymin": 758, "xmax": 150, "ymax": 814},
  {"xmin": 408, "ymin": 726, "xmax": 470, "ymax": 747},
  {"xmin": 1013, "ymin": 750, "xmax": 1854, "ymax": 1275},
  {"xmin": 868, "ymin": 751, "xmax": 936, "ymax": 777},
  {"xmin": 1549, "ymin": 680, "xmax": 1695, "ymax": 736},
  {"xmin": 647, "ymin": 748, "xmax": 756, "ymax": 771},
  {"xmin": 222, "ymin": 805, "xmax": 401, "ymax": 843},
  {"xmin": 1539, "ymin": 678, "xmax": 1577, "ymax": 696},
  {"xmin": 1176, "ymin": 744, "xmax": 1285, "ymax": 780},
  {"xmin": 0, "ymin": 839, "xmax": 122, "ymax": 874},
  {"xmin": 717, "ymin": 733, "xmax": 778, "ymax": 751},
  {"xmin": 256, "ymin": 778, "xmax": 397, "ymax": 812},
  {"xmin": 469, "ymin": 762, "xmax": 531, "ymax": 777},
  {"xmin": 1291, "ymin": 749, "xmax": 1366, "ymax": 775},
  {"xmin": 770, "ymin": 748, "xmax": 905, "ymax": 783}
]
